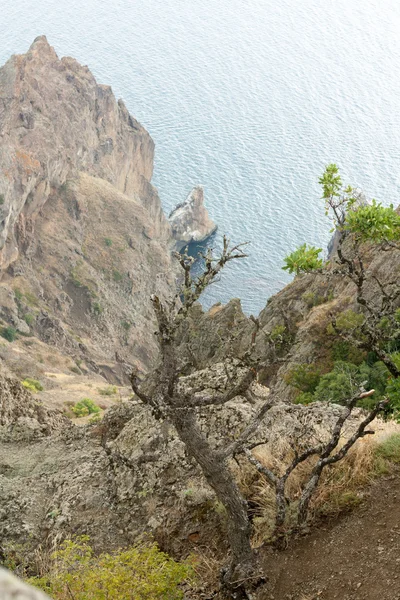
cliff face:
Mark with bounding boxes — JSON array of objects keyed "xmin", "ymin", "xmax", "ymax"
[
  {"xmin": 0, "ymin": 36, "xmax": 171, "ymax": 270},
  {"xmin": 0, "ymin": 37, "xmax": 177, "ymax": 379}
]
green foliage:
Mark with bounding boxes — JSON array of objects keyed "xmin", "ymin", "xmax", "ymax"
[
  {"xmin": 28, "ymin": 536, "xmax": 193, "ymax": 600},
  {"xmin": 302, "ymin": 291, "xmax": 332, "ymax": 308},
  {"xmin": 0, "ymin": 194, "xmax": 4, "ymax": 205},
  {"xmin": 23, "ymin": 313, "xmax": 35, "ymax": 326},
  {"xmin": 299, "ymin": 360, "xmax": 389, "ymax": 408},
  {"xmin": 112, "ymin": 269, "xmax": 123, "ymax": 283},
  {"xmin": 104, "ymin": 237, "xmax": 113, "ymax": 247},
  {"xmin": 285, "ymin": 363, "xmax": 321, "ymax": 393},
  {"xmin": 1, "ymin": 326, "xmax": 17, "ymax": 342},
  {"xmin": 293, "ymin": 392, "xmax": 314, "ymax": 405},
  {"xmin": 344, "ymin": 200, "xmax": 400, "ymax": 243},
  {"xmin": 91, "ymin": 301, "xmax": 103, "ymax": 315},
  {"xmin": 327, "ymin": 309, "xmax": 365, "ymax": 337},
  {"xmin": 72, "ymin": 398, "xmax": 101, "ymax": 417},
  {"xmin": 319, "ymin": 163, "xmax": 342, "ymax": 202},
  {"xmin": 374, "ymin": 434, "xmax": 400, "ymax": 464},
  {"xmin": 282, "ymin": 244, "xmax": 323, "ymax": 275},
  {"xmin": 14, "ymin": 288, "xmax": 23, "ymax": 301},
  {"xmin": 331, "ymin": 340, "xmax": 365, "ymax": 364},
  {"xmin": 385, "ymin": 378, "xmax": 400, "ymax": 421},
  {"xmin": 98, "ymin": 385, "xmax": 118, "ymax": 396},
  {"xmin": 22, "ymin": 378, "xmax": 43, "ymax": 392}
]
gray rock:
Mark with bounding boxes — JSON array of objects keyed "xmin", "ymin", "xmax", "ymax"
[{"xmin": 169, "ymin": 186, "xmax": 217, "ymax": 249}]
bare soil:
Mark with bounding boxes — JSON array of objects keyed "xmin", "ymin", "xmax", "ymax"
[{"xmin": 261, "ymin": 472, "xmax": 400, "ymax": 600}]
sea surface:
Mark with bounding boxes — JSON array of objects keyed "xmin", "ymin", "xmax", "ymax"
[{"xmin": 2, "ymin": 0, "xmax": 400, "ymax": 315}]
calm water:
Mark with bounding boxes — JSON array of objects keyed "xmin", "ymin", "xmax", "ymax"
[{"xmin": 2, "ymin": 0, "xmax": 400, "ymax": 315}]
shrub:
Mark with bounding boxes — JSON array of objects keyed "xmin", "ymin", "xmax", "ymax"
[
  {"xmin": 98, "ymin": 385, "xmax": 118, "ymax": 396},
  {"xmin": 345, "ymin": 200, "xmax": 400, "ymax": 243},
  {"xmin": 22, "ymin": 378, "xmax": 43, "ymax": 392},
  {"xmin": 91, "ymin": 301, "xmax": 103, "ymax": 315},
  {"xmin": 0, "ymin": 194, "xmax": 4, "ymax": 205},
  {"xmin": 23, "ymin": 313, "xmax": 35, "ymax": 326},
  {"xmin": 285, "ymin": 363, "xmax": 321, "ymax": 393},
  {"xmin": 282, "ymin": 244, "xmax": 323, "ymax": 275},
  {"xmin": 1, "ymin": 326, "xmax": 17, "ymax": 342},
  {"xmin": 28, "ymin": 536, "xmax": 193, "ymax": 600},
  {"xmin": 72, "ymin": 398, "xmax": 101, "ymax": 417},
  {"xmin": 104, "ymin": 237, "xmax": 113, "ymax": 247}
]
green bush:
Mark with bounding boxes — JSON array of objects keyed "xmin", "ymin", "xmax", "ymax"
[
  {"xmin": 104, "ymin": 237, "xmax": 113, "ymax": 247},
  {"xmin": 345, "ymin": 200, "xmax": 400, "ymax": 243},
  {"xmin": 1, "ymin": 326, "xmax": 17, "ymax": 342},
  {"xmin": 72, "ymin": 398, "xmax": 101, "ymax": 417},
  {"xmin": 285, "ymin": 363, "xmax": 321, "ymax": 393},
  {"xmin": 0, "ymin": 193, "xmax": 4, "ymax": 205},
  {"xmin": 22, "ymin": 378, "xmax": 43, "ymax": 392},
  {"xmin": 23, "ymin": 313, "xmax": 35, "ymax": 326},
  {"xmin": 282, "ymin": 244, "xmax": 323, "ymax": 275},
  {"xmin": 28, "ymin": 536, "xmax": 193, "ymax": 600}
]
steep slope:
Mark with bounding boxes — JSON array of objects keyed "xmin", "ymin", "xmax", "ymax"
[{"xmin": 0, "ymin": 37, "xmax": 177, "ymax": 379}]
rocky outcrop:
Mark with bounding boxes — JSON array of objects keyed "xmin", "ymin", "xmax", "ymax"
[
  {"xmin": 168, "ymin": 186, "xmax": 217, "ymax": 249},
  {"xmin": 0, "ymin": 374, "xmax": 69, "ymax": 439},
  {"xmin": 0, "ymin": 36, "xmax": 171, "ymax": 271},
  {"xmin": 0, "ymin": 37, "xmax": 178, "ymax": 376}
]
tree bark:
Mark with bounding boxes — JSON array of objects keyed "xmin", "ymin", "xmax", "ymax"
[{"xmin": 172, "ymin": 409, "xmax": 257, "ymax": 596}]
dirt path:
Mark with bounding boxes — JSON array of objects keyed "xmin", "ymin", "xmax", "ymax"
[{"xmin": 262, "ymin": 472, "xmax": 400, "ymax": 600}]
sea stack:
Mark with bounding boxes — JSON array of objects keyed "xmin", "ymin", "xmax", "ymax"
[{"xmin": 168, "ymin": 186, "xmax": 217, "ymax": 249}]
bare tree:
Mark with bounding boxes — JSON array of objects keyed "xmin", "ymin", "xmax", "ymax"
[
  {"xmin": 131, "ymin": 238, "xmax": 268, "ymax": 599},
  {"xmin": 130, "ymin": 234, "xmax": 391, "ymax": 597}
]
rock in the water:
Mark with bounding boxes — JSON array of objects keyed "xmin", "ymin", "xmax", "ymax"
[{"xmin": 168, "ymin": 186, "xmax": 217, "ymax": 249}]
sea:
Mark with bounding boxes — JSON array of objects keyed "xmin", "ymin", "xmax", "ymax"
[{"xmin": 2, "ymin": 0, "xmax": 400, "ymax": 315}]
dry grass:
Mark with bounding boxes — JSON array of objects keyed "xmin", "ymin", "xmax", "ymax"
[{"xmin": 240, "ymin": 418, "xmax": 400, "ymax": 545}]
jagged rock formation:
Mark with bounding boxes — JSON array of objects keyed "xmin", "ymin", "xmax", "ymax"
[
  {"xmin": 0, "ymin": 37, "xmax": 178, "ymax": 378},
  {"xmin": 0, "ymin": 35, "xmax": 170, "ymax": 269},
  {"xmin": 0, "ymin": 370, "xmax": 366, "ymax": 558},
  {"xmin": 0, "ymin": 373, "xmax": 68, "ymax": 438},
  {"xmin": 168, "ymin": 186, "xmax": 217, "ymax": 249}
]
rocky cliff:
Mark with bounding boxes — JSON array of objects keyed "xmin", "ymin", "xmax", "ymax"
[{"xmin": 0, "ymin": 37, "xmax": 178, "ymax": 380}]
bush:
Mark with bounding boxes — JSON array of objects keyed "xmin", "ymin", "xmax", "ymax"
[
  {"xmin": 282, "ymin": 244, "xmax": 323, "ymax": 275},
  {"xmin": 345, "ymin": 200, "xmax": 400, "ymax": 243},
  {"xmin": 72, "ymin": 398, "xmax": 101, "ymax": 417},
  {"xmin": 104, "ymin": 237, "xmax": 113, "ymax": 247},
  {"xmin": 28, "ymin": 536, "xmax": 193, "ymax": 600},
  {"xmin": 23, "ymin": 313, "xmax": 35, "ymax": 326},
  {"xmin": 22, "ymin": 378, "xmax": 43, "ymax": 392},
  {"xmin": 1, "ymin": 326, "xmax": 17, "ymax": 342},
  {"xmin": 0, "ymin": 194, "xmax": 4, "ymax": 205},
  {"xmin": 285, "ymin": 363, "xmax": 321, "ymax": 393}
]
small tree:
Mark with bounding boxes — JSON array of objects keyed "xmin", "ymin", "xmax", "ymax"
[{"xmin": 129, "ymin": 234, "xmax": 389, "ymax": 598}]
